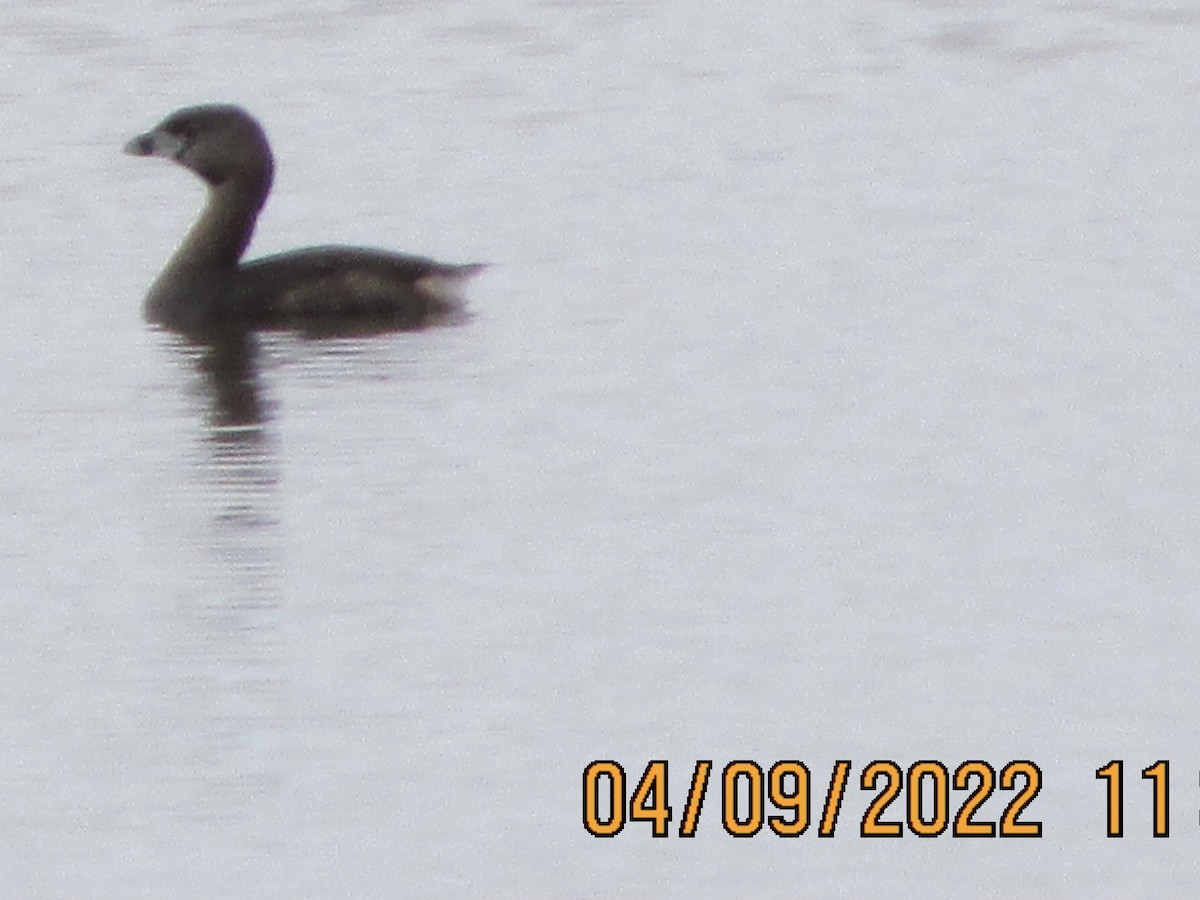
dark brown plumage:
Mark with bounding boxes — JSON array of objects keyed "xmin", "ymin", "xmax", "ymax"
[{"xmin": 125, "ymin": 104, "xmax": 483, "ymax": 333}]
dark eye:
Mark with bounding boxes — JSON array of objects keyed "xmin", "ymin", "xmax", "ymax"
[{"xmin": 172, "ymin": 121, "xmax": 197, "ymax": 141}]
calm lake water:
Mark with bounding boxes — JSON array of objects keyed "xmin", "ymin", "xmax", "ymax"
[{"xmin": 4, "ymin": 1, "xmax": 1200, "ymax": 896}]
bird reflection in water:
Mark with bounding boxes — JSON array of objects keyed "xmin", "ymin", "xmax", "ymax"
[
  {"xmin": 187, "ymin": 324, "xmax": 272, "ymax": 433},
  {"xmin": 167, "ymin": 323, "xmax": 282, "ymax": 613},
  {"xmin": 157, "ymin": 325, "xmax": 285, "ymax": 824}
]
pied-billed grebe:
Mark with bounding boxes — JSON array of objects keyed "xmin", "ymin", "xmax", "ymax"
[{"xmin": 125, "ymin": 104, "xmax": 484, "ymax": 332}]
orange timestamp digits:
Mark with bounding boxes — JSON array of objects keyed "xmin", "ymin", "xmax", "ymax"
[{"xmin": 582, "ymin": 759, "xmax": 1043, "ymax": 838}]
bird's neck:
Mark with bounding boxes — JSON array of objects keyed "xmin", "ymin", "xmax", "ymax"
[
  {"xmin": 143, "ymin": 157, "xmax": 274, "ymax": 326},
  {"xmin": 169, "ymin": 177, "xmax": 270, "ymax": 271}
]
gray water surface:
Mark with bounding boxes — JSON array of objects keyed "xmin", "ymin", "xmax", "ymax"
[{"xmin": 4, "ymin": 1, "xmax": 1200, "ymax": 896}]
